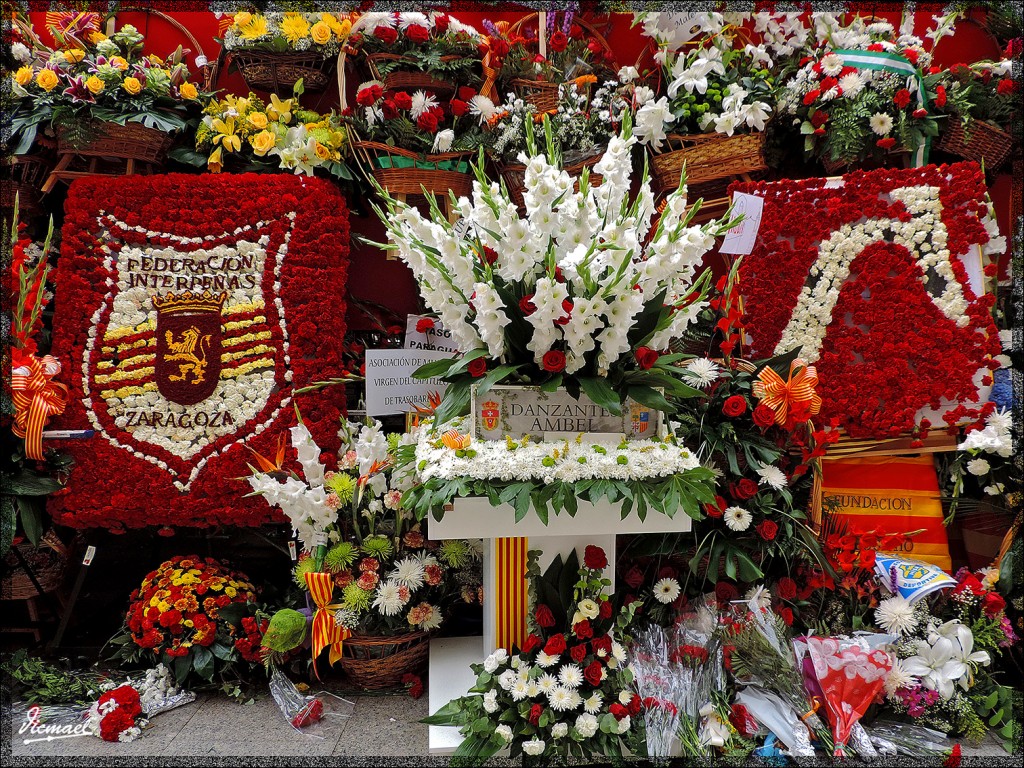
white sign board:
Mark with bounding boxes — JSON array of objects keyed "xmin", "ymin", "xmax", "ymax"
[
  {"xmin": 404, "ymin": 315, "xmax": 461, "ymax": 354},
  {"xmin": 364, "ymin": 349, "xmax": 452, "ymax": 417},
  {"xmin": 720, "ymin": 191, "xmax": 765, "ymax": 256}
]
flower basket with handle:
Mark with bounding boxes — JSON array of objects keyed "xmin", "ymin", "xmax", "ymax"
[
  {"xmin": 364, "ymin": 52, "xmax": 463, "ymax": 97},
  {"xmin": 231, "ymin": 50, "xmax": 335, "ymax": 94},
  {"xmin": 649, "ymin": 131, "xmax": 767, "ymax": 199},
  {"xmin": 338, "ymin": 631, "xmax": 429, "ymax": 689},
  {"xmin": 936, "ymin": 118, "xmax": 1014, "ymax": 171}
]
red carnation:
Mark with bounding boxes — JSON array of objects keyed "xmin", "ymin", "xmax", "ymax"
[
  {"xmin": 584, "ymin": 545, "xmax": 607, "ymax": 570},
  {"xmin": 450, "ymin": 98, "xmax": 468, "ymax": 117},
  {"xmin": 753, "ymin": 403, "xmax": 776, "ymax": 428},
  {"xmin": 868, "ymin": 43, "xmax": 885, "ymax": 52},
  {"xmin": 405, "ymin": 25, "xmax": 430, "ymax": 43},
  {"xmin": 158, "ymin": 608, "xmax": 182, "ymax": 628},
  {"xmin": 894, "ymin": 88, "xmax": 911, "ymax": 108},
  {"xmin": 811, "ymin": 111, "xmax": 829, "ymax": 128},
  {"xmin": 528, "ymin": 703, "xmax": 543, "ymax": 725},
  {"xmin": 434, "ymin": 13, "xmax": 450, "ymax": 34},
  {"xmin": 609, "ymin": 703, "xmax": 629, "ymax": 721},
  {"xmin": 756, "ymin": 519, "xmax": 779, "ymax": 541},
  {"xmin": 722, "ymin": 395, "xmax": 747, "ymax": 417},
  {"xmin": 415, "ymin": 317, "xmax": 435, "ymax": 333},
  {"xmin": 467, "ymin": 357, "xmax": 487, "ymax": 378},
  {"xmin": 417, "ymin": 111, "xmax": 440, "ymax": 132},
  {"xmin": 778, "ymin": 607, "xmax": 794, "ymax": 626},
  {"xmin": 522, "ymin": 633, "xmax": 542, "ymax": 654},
  {"xmin": 912, "ymin": 108, "xmax": 928, "ymax": 118},
  {"xmin": 535, "ymin": 604, "xmax": 556, "ymax": 628},
  {"xmin": 544, "ymin": 633, "xmax": 567, "ymax": 655},
  {"xmin": 635, "ymin": 346, "xmax": 659, "ymax": 370},
  {"xmin": 628, "ymin": 693, "xmax": 643, "ymax": 716},
  {"xmin": 877, "ymin": 137, "xmax": 897, "ymax": 149},
  {"xmin": 457, "ymin": 86, "xmax": 477, "ymax": 101},
  {"xmin": 393, "ymin": 91, "xmax": 413, "ymax": 110},
  {"xmin": 820, "ymin": 76, "xmax": 838, "ymax": 92},
  {"xmin": 903, "ymin": 48, "xmax": 920, "ymax": 64},
  {"xmin": 488, "ymin": 38, "xmax": 510, "ymax": 59},
  {"xmin": 574, "ymin": 619, "xmax": 593, "ymax": 640},
  {"xmin": 519, "ymin": 294, "xmax": 536, "ymax": 315},
  {"xmin": 549, "ymin": 30, "xmax": 568, "ymax": 52},
  {"xmin": 584, "ymin": 661, "xmax": 603, "ymax": 686},
  {"xmin": 542, "ymin": 350, "xmax": 566, "ymax": 373},
  {"xmin": 983, "ymin": 591, "xmax": 1006, "ymax": 616},
  {"xmin": 374, "ymin": 26, "xmax": 399, "ymax": 44},
  {"xmin": 803, "ymin": 89, "xmax": 821, "ymax": 105},
  {"xmin": 570, "ymin": 643, "xmax": 587, "ymax": 663},
  {"xmin": 730, "ymin": 703, "xmax": 758, "ymax": 738},
  {"xmin": 775, "ymin": 576, "xmax": 797, "ymax": 600}
]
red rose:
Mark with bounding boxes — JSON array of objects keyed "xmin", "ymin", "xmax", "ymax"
[
  {"xmin": 374, "ymin": 26, "xmax": 399, "ymax": 44},
  {"xmin": 584, "ymin": 545, "xmax": 607, "ymax": 570},
  {"xmin": 450, "ymin": 98, "xmax": 468, "ymax": 117},
  {"xmin": 587, "ymin": 39, "xmax": 602, "ymax": 55},
  {"xmin": 756, "ymin": 519, "xmax": 779, "ymax": 541},
  {"xmin": 542, "ymin": 350, "xmax": 566, "ymax": 373},
  {"xmin": 544, "ymin": 633, "xmax": 566, "ymax": 655},
  {"xmin": 877, "ymin": 137, "xmax": 897, "ymax": 149},
  {"xmin": 434, "ymin": 14, "xmax": 450, "ymax": 34},
  {"xmin": 457, "ymin": 86, "xmax": 477, "ymax": 101},
  {"xmin": 705, "ymin": 495, "xmax": 726, "ymax": 518},
  {"xmin": 381, "ymin": 99, "xmax": 398, "ymax": 119},
  {"xmin": 997, "ymin": 78, "xmax": 1015, "ymax": 95},
  {"xmin": 522, "ymin": 633, "xmax": 542, "ymax": 654},
  {"xmin": 983, "ymin": 591, "xmax": 1006, "ymax": 616},
  {"xmin": 635, "ymin": 346, "xmax": 659, "ymax": 369},
  {"xmin": 894, "ymin": 88, "xmax": 911, "ymax": 108},
  {"xmin": 623, "ymin": 566, "xmax": 645, "ymax": 588},
  {"xmin": 481, "ymin": 247, "xmax": 498, "ymax": 265},
  {"xmin": 776, "ymin": 576, "xmax": 797, "ymax": 600},
  {"xmin": 715, "ymin": 581, "xmax": 738, "ymax": 602},
  {"xmin": 535, "ymin": 604, "xmax": 556, "ymax": 628},
  {"xmin": 628, "ymin": 694, "xmax": 643, "ymax": 716},
  {"xmin": 574, "ymin": 619, "xmax": 593, "ymax": 640},
  {"xmin": 722, "ymin": 395, "xmax": 747, "ymax": 417},
  {"xmin": 912, "ymin": 108, "xmax": 928, "ymax": 118},
  {"xmin": 519, "ymin": 294, "xmax": 536, "ymax": 315},
  {"xmin": 417, "ymin": 111, "xmax": 440, "ymax": 132},
  {"xmin": 415, "ymin": 318, "xmax": 435, "ymax": 333},
  {"xmin": 592, "ymin": 635, "xmax": 612, "ymax": 657},
  {"xmin": 405, "ymin": 25, "xmax": 430, "ymax": 43},
  {"xmin": 356, "ymin": 84, "xmax": 383, "ymax": 106},
  {"xmin": 570, "ymin": 643, "xmax": 587, "ymax": 663},
  {"xmin": 528, "ymin": 703, "xmax": 543, "ymax": 725},
  {"xmin": 570, "ymin": 24, "xmax": 583, "ymax": 39},
  {"xmin": 549, "ymin": 30, "xmax": 568, "ymax": 52},
  {"xmin": 554, "ymin": 298, "xmax": 573, "ymax": 325},
  {"xmin": 599, "ymin": 600, "xmax": 612, "ymax": 619},
  {"xmin": 811, "ymin": 111, "xmax": 829, "ymax": 128},
  {"xmin": 778, "ymin": 607, "xmax": 794, "ymax": 626},
  {"xmin": 609, "ymin": 703, "xmax": 629, "ymax": 721},
  {"xmin": 584, "ymin": 661, "xmax": 603, "ymax": 686},
  {"xmin": 467, "ymin": 357, "xmax": 487, "ymax": 378},
  {"xmin": 393, "ymin": 91, "xmax": 413, "ymax": 110},
  {"xmin": 753, "ymin": 404, "xmax": 776, "ymax": 428},
  {"xmin": 736, "ymin": 478, "xmax": 759, "ymax": 500}
]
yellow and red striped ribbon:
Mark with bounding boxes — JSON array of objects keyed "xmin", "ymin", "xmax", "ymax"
[
  {"xmin": 495, "ymin": 537, "xmax": 528, "ymax": 652},
  {"xmin": 752, "ymin": 358, "xmax": 821, "ymax": 426},
  {"xmin": 304, "ymin": 571, "xmax": 350, "ymax": 679},
  {"xmin": 12, "ymin": 354, "xmax": 68, "ymax": 460}
]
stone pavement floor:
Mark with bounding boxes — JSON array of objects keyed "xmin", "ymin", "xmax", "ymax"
[{"xmin": 4, "ymin": 688, "xmax": 1013, "ymax": 762}]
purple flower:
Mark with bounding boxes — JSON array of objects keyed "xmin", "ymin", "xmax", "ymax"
[
  {"xmin": 62, "ymin": 75, "xmax": 95, "ymax": 104},
  {"xmin": 562, "ymin": 5, "xmax": 575, "ymax": 35},
  {"xmin": 482, "ymin": 19, "xmax": 498, "ymax": 37},
  {"xmin": 889, "ymin": 565, "xmax": 899, "ymax": 594}
]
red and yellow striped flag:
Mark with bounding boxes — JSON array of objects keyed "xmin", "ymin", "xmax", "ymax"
[
  {"xmin": 495, "ymin": 537, "xmax": 528, "ymax": 652},
  {"xmin": 304, "ymin": 571, "xmax": 350, "ymax": 679}
]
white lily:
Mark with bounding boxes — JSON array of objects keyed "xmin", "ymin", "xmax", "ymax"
[{"xmin": 901, "ymin": 637, "xmax": 966, "ymax": 700}]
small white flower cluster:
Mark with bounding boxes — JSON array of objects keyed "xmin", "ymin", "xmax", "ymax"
[
  {"xmin": 352, "ymin": 10, "xmax": 480, "ymax": 39},
  {"xmin": 415, "ymin": 420, "xmax": 700, "ymax": 485},
  {"xmin": 958, "ymin": 408, "xmax": 1013, "ymax": 495},
  {"xmin": 128, "ymin": 664, "xmax": 193, "ymax": 716}
]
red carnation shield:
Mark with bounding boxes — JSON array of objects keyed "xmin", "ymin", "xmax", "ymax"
[{"xmin": 153, "ymin": 291, "xmax": 226, "ymax": 406}]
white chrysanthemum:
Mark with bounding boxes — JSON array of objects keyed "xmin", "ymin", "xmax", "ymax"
[
  {"xmin": 510, "ymin": 679, "xmax": 531, "ymax": 701},
  {"xmin": 536, "ymin": 651, "xmax": 560, "ymax": 668},
  {"xmin": 558, "ymin": 663, "xmax": 584, "ymax": 688},
  {"xmin": 469, "ymin": 94, "xmax": 497, "ymax": 124},
  {"xmin": 410, "ymin": 90, "xmax": 438, "ymax": 120},
  {"xmin": 875, "ymin": 595, "xmax": 918, "ymax": 635},
  {"xmin": 583, "ymin": 691, "xmax": 603, "ymax": 714},
  {"xmin": 838, "ymin": 72, "xmax": 865, "ymax": 98},
  {"xmin": 373, "ymin": 580, "xmax": 405, "ymax": 616},
  {"xmin": 683, "ymin": 358, "xmax": 721, "ymax": 387},
  {"xmin": 537, "ymin": 672, "xmax": 559, "ymax": 693},
  {"xmin": 756, "ymin": 465, "xmax": 788, "ymax": 490},
  {"xmin": 884, "ymin": 657, "xmax": 917, "ymax": 698},
  {"xmin": 390, "ymin": 557, "xmax": 426, "ymax": 589},
  {"xmin": 966, "ymin": 458, "xmax": 991, "ymax": 476},
  {"xmin": 653, "ymin": 577, "xmax": 681, "ymax": 604},
  {"xmin": 611, "ymin": 641, "xmax": 627, "ymax": 662},
  {"xmin": 869, "ymin": 112, "xmax": 894, "ymax": 136},
  {"xmin": 432, "ymin": 129, "xmax": 454, "ymax": 153},
  {"xmin": 724, "ymin": 506, "xmax": 752, "ymax": 532},
  {"xmin": 547, "ymin": 685, "xmax": 577, "ymax": 711}
]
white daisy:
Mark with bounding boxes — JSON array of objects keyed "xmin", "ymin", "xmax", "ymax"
[
  {"xmin": 744, "ymin": 585, "xmax": 772, "ymax": 610},
  {"xmin": 869, "ymin": 112, "xmax": 894, "ymax": 136},
  {"xmin": 390, "ymin": 557, "xmax": 426, "ymax": 589},
  {"xmin": 821, "ymin": 52, "xmax": 844, "ymax": 76},
  {"xmin": 756, "ymin": 464, "xmax": 788, "ymax": 490},
  {"xmin": 966, "ymin": 458, "xmax": 991, "ymax": 476},
  {"xmin": 724, "ymin": 506, "xmax": 752, "ymax": 532},
  {"xmin": 884, "ymin": 657, "xmax": 917, "ymax": 698},
  {"xmin": 468, "ymin": 94, "xmax": 497, "ymax": 124},
  {"xmin": 558, "ymin": 663, "xmax": 584, "ymax": 688},
  {"xmin": 536, "ymin": 651, "xmax": 560, "ymax": 668},
  {"xmin": 875, "ymin": 595, "xmax": 918, "ymax": 635},
  {"xmin": 537, "ymin": 673, "xmax": 559, "ymax": 693},
  {"xmin": 373, "ymin": 581, "xmax": 405, "ymax": 616},
  {"xmin": 410, "ymin": 90, "xmax": 438, "ymax": 120},
  {"xmin": 653, "ymin": 577, "xmax": 681, "ymax": 604},
  {"xmin": 547, "ymin": 685, "xmax": 576, "ymax": 711},
  {"xmin": 583, "ymin": 692, "xmax": 603, "ymax": 714},
  {"xmin": 683, "ymin": 358, "xmax": 721, "ymax": 387}
]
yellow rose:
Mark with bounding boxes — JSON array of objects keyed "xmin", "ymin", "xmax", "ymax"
[
  {"xmin": 314, "ymin": 141, "xmax": 332, "ymax": 161},
  {"xmin": 247, "ymin": 111, "xmax": 268, "ymax": 129},
  {"xmin": 122, "ymin": 76, "xmax": 142, "ymax": 95},
  {"xmin": 179, "ymin": 81, "xmax": 198, "ymax": 100},
  {"xmin": 14, "ymin": 66, "xmax": 33, "ymax": 86},
  {"xmin": 35, "ymin": 69, "xmax": 59, "ymax": 92},
  {"xmin": 249, "ymin": 130, "xmax": 276, "ymax": 156},
  {"xmin": 233, "ymin": 11, "xmax": 253, "ymax": 29},
  {"xmin": 337, "ymin": 19, "xmax": 352, "ymax": 40},
  {"xmin": 110, "ymin": 56, "xmax": 128, "ymax": 71},
  {"xmin": 86, "ymin": 75, "xmax": 104, "ymax": 94},
  {"xmin": 63, "ymin": 48, "xmax": 86, "ymax": 63},
  {"xmin": 310, "ymin": 21, "xmax": 332, "ymax": 46}
]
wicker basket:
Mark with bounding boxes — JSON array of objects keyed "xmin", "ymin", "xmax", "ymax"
[
  {"xmin": 650, "ymin": 132, "xmax": 767, "ymax": 198},
  {"xmin": 936, "ymin": 118, "xmax": 1014, "ymax": 171},
  {"xmin": 498, "ymin": 151, "xmax": 603, "ymax": 209},
  {"xmin": 351, "ymin": 140, "xmax": 475, "ymax": 199},
  {"xmin": 364, "ymin": 52, "xmax": 465, "ymax": 97},
  {"xmin": 821, "ymin": 146, "xmax": 911, "ymax": 175},
  {"xmin": 1, "ymin": 531, "xmax": 68, "ymax": 601},
  {"xmin": 232, "ymin": 50, "xmax": 335, "ymax": 93},
  {"xmin": 339, "ymin": 632, "xmax": 429, "ymax": 689},
  {"xmin": 2, "ymin": 154, "xmax": 52, "ymax": 216},
  {"xmin": 57, "ymin": 121, "xmax": 175, "ymax": 164}
]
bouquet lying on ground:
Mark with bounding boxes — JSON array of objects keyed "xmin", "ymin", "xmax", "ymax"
[{"xmin": 424, "ymin": 546, "xmax": 642, "ymax": 760}]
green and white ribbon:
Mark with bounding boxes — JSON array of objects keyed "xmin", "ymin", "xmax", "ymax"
[{"xmin": 835, "ymin": 48, "xmax": 930, "ymax": 167}]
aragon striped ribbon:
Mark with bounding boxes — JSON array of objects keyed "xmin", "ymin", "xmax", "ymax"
[
  {"xmin": 834, "ymin": 49, "xmax": 930, "ymax": 167},
  {"xmin": 495, "ymin": 537, "xmax": 529, "ymax": 652},
  {"xmin": 304, "ymin": 571, "xmax": 350, "ymax": 679}
]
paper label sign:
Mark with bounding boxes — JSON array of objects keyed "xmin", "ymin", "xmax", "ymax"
[
  {"xmin": 364, "ymin": 349, "xmax": 451, "ymax": 417},
  {"xmin": 874, "ymin": 554, "xmax": 957, "ymax": 604},
  {"xmin": 404, "ymin": 315, "xmax": 461, "ymax": 355},
  {"xmin": 719, "ymin": 191, "xmax": 765, "ymax": 256}
]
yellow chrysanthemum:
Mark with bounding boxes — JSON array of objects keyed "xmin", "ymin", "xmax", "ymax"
[
  {"xmin": 240, "ymin": 14, "xmax": 269, "ymax": 40},
  {"xmin": 281, "ymin": 13, "xmax": 310, "ymax": 45},
  {"xmin": 13, "ymin": 66, "xmax": 33, "ymax": 86}
]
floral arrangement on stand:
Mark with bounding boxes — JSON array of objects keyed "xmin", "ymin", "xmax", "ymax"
[
  {"xmin": 108, "ymin": 556, "xmax": 268, "ymax": 696},
  {"xmin": 424, "ymin": 546, "xmax": 642, "ymax": 760},
  {"xmin": 171, "ymin": 89, "xmax": 352, "ymax": 180},
  {"xmin": 9, "ymin": 14, "xmax": 208, "ymax": 154},
  {"xmin": 374, "ymin": 117, "xmax": 737, "ymax": 522}
]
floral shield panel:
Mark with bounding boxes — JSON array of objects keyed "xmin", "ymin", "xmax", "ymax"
[{"xmin": 49, "ymin": 174, "xmax": 350, "ymax": 529}]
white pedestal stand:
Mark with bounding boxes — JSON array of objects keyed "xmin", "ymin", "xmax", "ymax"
[{"xmin": 427, "ymin": 497, "xmax": 692, "ymax": 753}]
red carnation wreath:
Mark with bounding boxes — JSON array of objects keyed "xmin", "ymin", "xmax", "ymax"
[
  {"xmin": 730, "ymin": 163, "xmax": 1001, "ymax": 438},
  {"xmin": 48, "ymin": 173, "xmax": 350, "ymax": 530}
]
